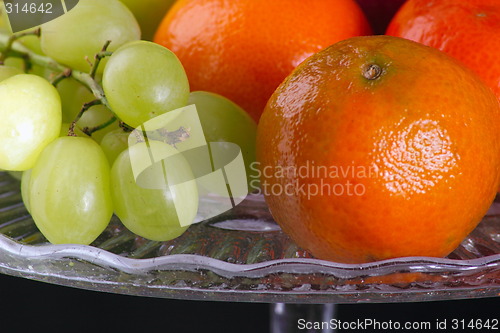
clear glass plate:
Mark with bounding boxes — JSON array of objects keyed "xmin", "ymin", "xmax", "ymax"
[{"xmin": 0, "ymin": 171, "xmax": 498, "ymax": 304}]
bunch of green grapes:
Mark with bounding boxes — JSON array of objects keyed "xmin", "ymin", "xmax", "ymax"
[{"xmin": 0, "ymin": 0, "xmax": 257, "ymax": 246}]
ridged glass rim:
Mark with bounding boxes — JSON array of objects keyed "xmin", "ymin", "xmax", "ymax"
[
  {"xmin": 0, "ymin": 232, "xmax": 498, "ymax": 304},
  {"xmin": 1, "ymin": 234, "xmax": 499, "ymax": 277}
]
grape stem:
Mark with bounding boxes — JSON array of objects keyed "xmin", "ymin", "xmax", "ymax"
[
  {"xmin": 88, "ymin": 40, "xmax": 113, "ymax": 79},
  {"xmin": 83, "ymin": 116, "xmax": 117, "ymax": 137},
  {"xmin": 0, "ymin": 28, "xmax": 40, "ymax": 65},
  {"xmin": 68, "ymin": 99, "xmax": 102, "ymax": 137},
  {"xmin": 49, "ymin": 68, "xmax": 72, "ymax": 86},
  {"xmin": 119, "ymin": 121, "xmax": 135, "ymax": 132},
  {"xmin": 0, "ymin": 30, "xmax": 112, "ymax": 112}
]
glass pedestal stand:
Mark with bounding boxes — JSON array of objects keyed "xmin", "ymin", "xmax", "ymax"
[
  {"xmin": 271, "ymin": 303, "xmax": 337, "ymax": 333},
  {"xmin": 0, "ymin": 172, "xmax": 498, "ymax": 331}
]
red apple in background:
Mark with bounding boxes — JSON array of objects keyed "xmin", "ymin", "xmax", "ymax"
[{"xmin": 355, "ymin": 0, "xmax": 407, "ymax": 34}]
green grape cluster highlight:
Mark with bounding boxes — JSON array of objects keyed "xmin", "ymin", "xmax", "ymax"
[{"xmin": 0, "ymin": 0, "xmax": 258, "ymax": 246}]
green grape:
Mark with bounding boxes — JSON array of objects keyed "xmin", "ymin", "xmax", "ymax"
[
  {"xmin": 21, "ymin": 169, "xmax": 31, "ymax": 212},
  {"xmin": 3, "ymin": 57, "xmax": 25, "ymax": 73},
  {"xmin": 111, "ymin": 140, "xmax": 198, "ymax": 241},
  {"xmin": 100, "ymin": 128, "xmax": 130, "ymax": 165},
  {"xmin": 56, "ymin": 78, "xmax": 95, "ymax": 123},
  {"xmin": 119, "ymin": 0, "xmax": 176, "ymax": 41},
  {"xmin": 3, "ymin": 57, "xmax": 45, "ymax": 77},
  {"xmin": 59, "ymin": 123, "xmax": 89, "ymax": 138},
  {"xmin": 103, "ymin": 40, "xmax": 189, "ymax": 128},
  {"xmin": 28, "ymin": 136, "xmax": 113, "ymax": 245},
  {"xmin": 19, "ymin": 34, "xmax": 44, "ymax": 55},
  {"xmin": 188, "ymin": 91, "xmax": 258, "ymax": 190},
  {"xmin": 57, "ymin": 80, "xmax": 118, "ymax": 141},
  {"xmin": 77, "ymin": 105, "xmax": 119, "ymax": 143},
  {"xmin": 0, "ymin": 74, "xmax": 61, "ymax": 171},
  {"xmin": 40, "ymin": 0, "xmax": 140, "ymax": 73},
  {"xmin": 0, "ymin": 65, "xmax": 22, "ymax": 82}
]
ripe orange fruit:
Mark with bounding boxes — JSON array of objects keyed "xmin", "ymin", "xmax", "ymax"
[
  {"xmin": 153, "ymin": 0, "xmax": 372, "ymax": 122},
  {"xmin": 256, "ymin": 35, "xmax": 500, "ymax": 264},
  {"xmin": 386, "ymin": 0, "xmax": 500, "ymax": 100}
]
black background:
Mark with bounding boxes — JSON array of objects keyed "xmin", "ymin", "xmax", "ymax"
[{"xmin": 0, "ymin": 273, "xmax": 497, "ymax": 332}]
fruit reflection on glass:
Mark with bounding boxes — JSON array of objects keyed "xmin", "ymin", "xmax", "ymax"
[
  {"xmin": 153, "ymin": 0, "xmax": 372, "ymax": 122},
  {"xmin": 257, "ymin": 36, "xmax": 500, "ymax": 263}
]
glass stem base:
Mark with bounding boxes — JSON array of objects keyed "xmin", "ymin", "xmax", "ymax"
[{"xmin": 270, "ymin": 303, "xmax": 337, "ymax": 333}]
